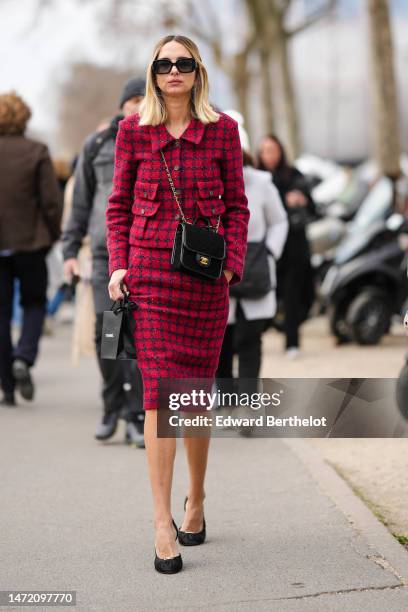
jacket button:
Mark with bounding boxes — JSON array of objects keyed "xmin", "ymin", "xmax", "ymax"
[
  {"xmin": 143, "ymin": 191, "xmax": 147, "ymax": 197},
  {"xmin": 209, "ymin": 191, "xmax": 213, "ymax": 196},
  {"xmin": 211, "ymin": 207, "xmax": 216, "ymax": 214},
  {"xmin": 174, "ymin": 165, "xmax": 180, "ymax": 171},
  {"xmin": 141, "ymin": 208, "xmax": 145, "ymax": 214},
  {"xmin": 175, "ymin": 140, "xmax": 180, "ymax": 147}
]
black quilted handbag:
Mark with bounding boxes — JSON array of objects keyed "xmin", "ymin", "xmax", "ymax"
[
  {"xmin": 161, "ymin": 151, "xmax": 226, "ymax": 281},
  {"xmin": 171, "ymin": 218, "xmax": 226, "ymax": 280}
]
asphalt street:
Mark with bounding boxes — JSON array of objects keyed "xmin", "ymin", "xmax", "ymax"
[{"xmin": 1, "ymin": 324, "xmax": 408, "ymax": 611}]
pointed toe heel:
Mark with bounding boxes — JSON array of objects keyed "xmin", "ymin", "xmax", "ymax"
[
  {"xmin": 154, "ymin": 552, "xmax": 183, "ymax": 574},
  {"xmin": 154, "ymin": 518, "xmax": 183, "ymax": 574},
  {"xmin": 178, "ymin": 496, "xmax": 206, "ymax": 546}
]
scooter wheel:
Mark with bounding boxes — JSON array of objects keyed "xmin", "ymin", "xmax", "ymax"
[
  {"xmin": 327, "ymin": 303, "xmax": 351, "ymax": 344},
  {"xmin": 396, "ymin": 362, "xmax": 408, "ymax": 419},
  {"xmin": 346, "ymin": 288, "xmax": 391, "ymax": 345}
]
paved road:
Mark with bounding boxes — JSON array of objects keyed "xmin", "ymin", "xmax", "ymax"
[
  {"xmin": 260, "ymin": 316, "xmax": 406, "ymax": 379},
  {"xmin": 1, "ymin": 323, "xmax": 408, "ymax": 611}
]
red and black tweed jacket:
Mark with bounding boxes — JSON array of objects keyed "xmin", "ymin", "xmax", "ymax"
[{"xmin": 106, "ymin": 111, "xmax": 249, "ymax": 284}]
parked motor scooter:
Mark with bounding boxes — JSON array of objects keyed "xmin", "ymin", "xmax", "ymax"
[
  {"xmin": 320, "ymin": 184, "xmax": 408, "ymax": 345},
  {"xmin": 309, "ymin": 173, "xmax": 387, "ymax": 296}
]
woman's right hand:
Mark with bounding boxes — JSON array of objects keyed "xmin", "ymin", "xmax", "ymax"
[{"xmin": 108, "ymin": 269, "xmax": 128, "ymax": 301}]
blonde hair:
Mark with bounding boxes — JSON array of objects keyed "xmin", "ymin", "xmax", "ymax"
[
  {"xmin": 0, "ymin": 91, "xmax": 31, "ymax": 135},
  {"xmin": 139, "ymin": 35, "xmax": 220, "ymax": 126}
]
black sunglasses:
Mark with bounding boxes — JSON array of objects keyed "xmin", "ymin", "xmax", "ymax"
[{"xmin": 152, "ymin": 58, "xmax": 197, "ymax": 75}]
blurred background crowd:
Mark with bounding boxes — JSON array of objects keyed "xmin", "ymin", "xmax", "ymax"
[{"xmin": 1, "ymin": 0, "xmax": 407, "ymax": 445}]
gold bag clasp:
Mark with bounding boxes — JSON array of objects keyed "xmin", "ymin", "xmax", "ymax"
[{"xmin": 197, "ymin": 255, "xmax": 210, "ymax": 267}]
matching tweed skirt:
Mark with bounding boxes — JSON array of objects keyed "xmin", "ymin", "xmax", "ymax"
[{"xmin": 125, "ymin": 245, "xmax": 230, "ymax": 410}]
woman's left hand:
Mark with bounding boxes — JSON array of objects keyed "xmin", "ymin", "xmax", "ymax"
[
  {"xmin": 286, "ymin": 190, "xmax": 307, "ymax": 208},
  {"xmin": 224, "ymin": 269, "xmax": 233, "ymax": 283}
]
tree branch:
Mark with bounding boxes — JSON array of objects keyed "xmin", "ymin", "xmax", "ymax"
[
  {"xmin": 285, "ymin": 0, "xmax": 337, "ymax": 38},
  {"xmin": 183, "ymin": 17, "xmax": 230, "ymax": 72}
]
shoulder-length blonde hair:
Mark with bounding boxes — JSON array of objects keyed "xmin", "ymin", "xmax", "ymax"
[{"xmin": 138, "ymin": 35, "xmax": 220, "ymax": 126}]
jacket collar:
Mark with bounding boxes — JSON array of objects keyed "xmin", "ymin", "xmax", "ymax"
[
  {"xmin": 110, "ymin": 114, "xmax": 124, "ymax": 132},
  {"xmin": 150, "ymin": 116, "xmax": 205, "ymax": 152}
]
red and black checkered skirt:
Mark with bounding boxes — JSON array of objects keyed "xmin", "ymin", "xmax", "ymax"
[{"xmin": 125, "ymin": 245, "xmax": 230, "ymax": 410}]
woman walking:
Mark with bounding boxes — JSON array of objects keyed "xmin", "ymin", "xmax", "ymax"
[
  {"xmin": 106, "ymin": 35, "xmax": 249, "ymax": 573},
  {"xmin": 216, "ymin": 113, "xmax": 288, "ymax": 410},
  {"xmin": 258, "ymin": 134, "xmax": 316, "ymax": 359},
  {"xmin": 0, "ymin": 92, "xmax": 62, "ymax": 406}
]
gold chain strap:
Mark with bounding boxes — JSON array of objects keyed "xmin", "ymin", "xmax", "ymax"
[{"xmin": 160, "ymin": 150, "xmax": 220, "ymax": 233}]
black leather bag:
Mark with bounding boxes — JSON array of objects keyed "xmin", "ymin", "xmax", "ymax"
[
  {"xmin": 100, "ymin": 294, "xmax": 137, "ymax": 360},
  {"xmin": 229, "ymin": 240, "xmax": 272, "ymax": 298},
  {"xmin": 161, "ymin": 150, "xmax": 226, "ymax": 281},
  {"xmin": 171, "ymin": 219, "xmax": 226, "ymax": 280}
]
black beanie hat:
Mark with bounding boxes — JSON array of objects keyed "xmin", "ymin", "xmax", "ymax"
[{"xmin": 119, "ymin": 77, "xmax": 146, "ymax": 108}]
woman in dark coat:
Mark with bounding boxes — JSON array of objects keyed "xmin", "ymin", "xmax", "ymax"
[
  {"xmin": 258, "ymin": 134, "xmax": 316, "ymax": 358},
  {"xmin": 106, "ymin": 35, "xmax": 249, "ymax": 573},
  {"xmin": 0, "ymin": 92, "xmax": 62, "ymax": 405}
]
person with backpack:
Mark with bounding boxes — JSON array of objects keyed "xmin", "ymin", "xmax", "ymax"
[
  {"xmin": 62, "ymin": 78, "xmax": 146, "ymax": 447},
  {"xmin": 216, "ymin": 112, "xmax": 288, "ymax": 423}
]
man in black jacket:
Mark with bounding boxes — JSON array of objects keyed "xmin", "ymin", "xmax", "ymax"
[{"xmin": 62, "ymin": 78, "xmax": 145, "ymax": 447}]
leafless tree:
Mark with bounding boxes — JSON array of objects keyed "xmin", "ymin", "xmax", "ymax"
[
  {"xmin": 245, "ymin": 0, "xmax": 337, "ymax": 159},
  {"xmin": 366, "ymin": 0, "xmax": 400, "ymax": 179},
  {"xmin": 31, "ymin": 0, "xmax": 337, "ymax": 158},
  {"xmin": 183, "ymin": 0, "xmax": 336, "ymax": 158}
]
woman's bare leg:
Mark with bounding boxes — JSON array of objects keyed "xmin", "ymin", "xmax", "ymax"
[
  {"xmin": 180, "ymin": 436, "xmax": 210, "ymax": 531},
  {"xmin": 144, "ymin": 410, "xmax": 179, "ymax": 558}
]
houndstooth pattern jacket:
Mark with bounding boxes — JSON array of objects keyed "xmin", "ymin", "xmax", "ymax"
[{"xmin": 106, "ymin": 111, "xmax": 249, "ymax": 284}]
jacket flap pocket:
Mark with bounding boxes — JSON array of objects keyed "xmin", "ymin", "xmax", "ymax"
[
  {"xmin": 196, "ymin": 198, "xmax": 226, "ymax": 217},
  {"xmin": 134, "ymin": 181, "xmax": 159, "ymax": 201},
  {"xmin": 132, "ymin": 199, "xmax": 160, "ymax": 217},
  {"xmin": 197, "ymin": 179, "xmax": 224, "ymax": 199}
]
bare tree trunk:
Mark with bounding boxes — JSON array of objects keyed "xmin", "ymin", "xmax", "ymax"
[
  {"xmin": 259, "ymin": 48, "xmax": 275, "ymax": 133},
  {"xmin": 366, "ymin": 0, "xmax": 400, "ymax": 178},
  {"xmin": 231, "ymin": 51, "xmax": 252, "ymax": 136},
  {"xmin": 245, "ymin": 0, "xmax": 276, "ymax": 134},
  {"xmin": 274, "ymin": 23, "xmax": 301, "ymax": 160}
]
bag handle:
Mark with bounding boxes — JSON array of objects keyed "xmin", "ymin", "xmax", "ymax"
[
  {"xmin": 160, "ymin": 150, "xmax": 220, "ymax": 233},
  {"xmin": 110, "ymin": 292, "xmax": 137, "ymax": 315}
]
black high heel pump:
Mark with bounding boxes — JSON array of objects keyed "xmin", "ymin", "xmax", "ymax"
[
  {"xmin": 178, "ymin": 496, "xmax": 206, "ymax": 546},
  {"xmin": 154, "ymin": 518, "xmax": 183, "ymax": 574}
]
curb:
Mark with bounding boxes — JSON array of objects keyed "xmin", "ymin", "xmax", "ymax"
[{"xmin": 283, "ymin": 438, "xmax": 408, "ymax": 585}]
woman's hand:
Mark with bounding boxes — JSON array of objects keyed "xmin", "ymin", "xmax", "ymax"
[
  {"xmin": 286, "ymin": 190, "xmax": 307, "ymax": 208},
  {"xmin": 224, "ymin": 269, "xmax": 233, "ymax": 283},
  {"xmin": 108, "ymin": 269, "xmax": 128, "ymax": 301},
  {"xmin": 63, "ymin": 258, "xmax": 80, "ymax": 283}
]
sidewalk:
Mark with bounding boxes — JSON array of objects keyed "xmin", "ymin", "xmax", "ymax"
[{"xmin": 1, "ymin": 326, "xmax": 408, "ymax": 611}]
